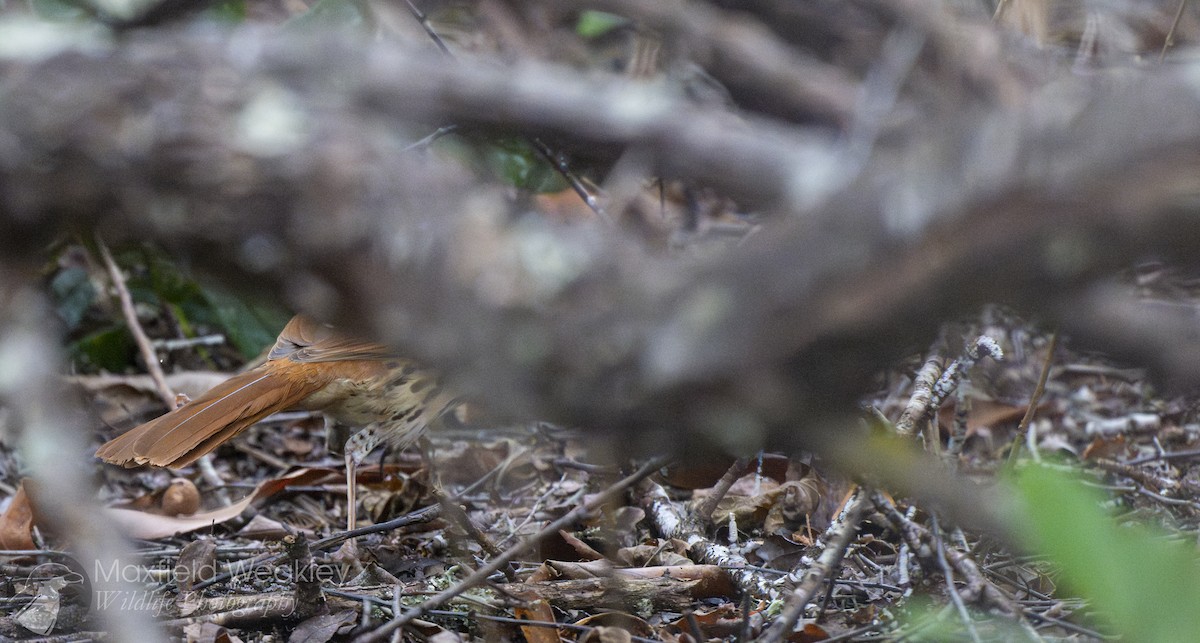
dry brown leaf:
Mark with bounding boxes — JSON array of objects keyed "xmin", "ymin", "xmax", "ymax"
[
  {"xmin": 176, "ymin": 537, "xmax": 217, "ymax": 592},
  {"xmin": 763, "ymin": 478, "xmax": 823, "ymax": 536},
  {"xmin": 702, "ymin": 469, "xmax": 825, "ymax": 535},
  {"xmin": 72, "ymin": 371, "xmax": 232, "ymax": 427},
  {"xmin": 791, "ymin": 621, "xmax": 830, "ymax": 642},
  {"xmin": 183, "ymin": 621, "xmax": 242, "ymax": 643},
  {"xmin": 0, "ymin": 479, "xmax": 35, "ymax": 550},
  {"xmin": 574, "ymin": 612, "xmax": 652, "ymax": 642},
  {"xmin": 237, "ymin": 514, "xmax": 304, "ymax": 540},
  {"xmin": 559, "ymin": 529, "xmax": 607, "ymax": 561},
  {"xmin": 511, "ymin": 588, "xmax": 561, "ymax": 643},
  {"xmin": 288, "ymin": 610, "xmax": 356, "ymax": 643},
  {"xmin": 686, "ymin": 604, "xmax": 744, "ymax": 639},
  {"xmin": 937, "ymin": 399, "xmax": 1033, "ymax": 436},
  {"xmin": 107, "ymin": 468, "xmax": 339, "ymax": 539},
  {"xmin": 1082, "ymin": 434, "xmax": 1129, "ymax": 460},
  {"xmin": 121, "ymin": 477, "xmax": 203, "ymax": 515},
  {"xmin": 614, "ymin": 543, "xmax": 690, "ymax": 567}
]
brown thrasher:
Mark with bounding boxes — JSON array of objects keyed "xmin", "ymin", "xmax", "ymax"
[{"xmin": 95, "ymin": 315, "xmax": 458, "ymax": 529}]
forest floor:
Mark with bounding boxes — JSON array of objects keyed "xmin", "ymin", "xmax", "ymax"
[{"xmin": 6, "ymin": 291, "xmax": 1196, "ymax": 641}]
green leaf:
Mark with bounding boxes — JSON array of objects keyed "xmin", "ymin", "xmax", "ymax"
[
  {"xmin": 483, "ymin": 137, "xmax": 567, "ymax": 193},
  {"xmin": 138, "ymin": 248, "xmax": 205, "ymax": 306},
  {"xmin": 110, "ymin": 244, "xmax": 285, "ymax": 360},
  {"xmin": 201, "ymin": 287, "xmax": 288, "ymax": 359},
  {"xmin": 1013, "ymin": 464, "xmax": 1200, "ymax": 642},
  {"xmin": 205, "ymin": 0, "xmax": 246, "ymax": 23},
  {"xmin": 49, "ymin": 266, "xmax": 96, "ymax": 331},
  {"xmin": 576, "ymin": 10, "xmax": 626, "ymax": 38},
  {"xmin": 69, "ymin": 325, "xmax": 135, "ymax": 372}
]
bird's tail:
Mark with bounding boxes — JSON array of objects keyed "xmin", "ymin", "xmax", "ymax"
[{"xmin": 95, "ymin": 368, "xmax": 323, "ymax": 468}]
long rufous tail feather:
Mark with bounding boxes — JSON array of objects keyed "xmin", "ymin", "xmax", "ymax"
[{"xmin": 95, "ymin": 369, "xmax": 323, "ymax": 468}]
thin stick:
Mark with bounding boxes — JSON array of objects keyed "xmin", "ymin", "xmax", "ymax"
[
  {"xmin": 402, "ymin": 124, "xmax": 458, "ymax": 153},
  {"xmin": 97, "ymin": 237, "xmax": 175, "ymax": 409},
  {"xmin": 190, "ymin": 503, "xmax": 444, "ymax": 591},
  {"xmin": 397, "ymin": 3, "xmax": 608, "ymax": 220},
  {"xmin": 1007, "ymin": 331, "xmax": 1058, "ymax": 466},
  {"xmin": 530, "ymin": 137, "xmax": 610, "ymax": 221},
  {"xmin": 353, "ymin": 456, "xmax": 670, "ymax": 642},
  {"xmin": 1160, "ymin": 0, "xmax": 1189, "ymax": 62},
  {"xmin": 431, "ymin": 487, "xmax": 515, "ymax": 580},
  {"xmin": 759, "ymin": 487, "xmax": 867, "ymax": 642},
  {"xmin": 403, "ymin": 0, "xmax": 452, "ymax": 56},
  {"xmin": 932, "ymin": 516, "xmax": 983, "ymax": 643},
  {"xmin": 694, "ymin": 456, "xmax": 750, "ymax": 522},
  {"xmin": 99, "ymin": 238, "xmax": 232, "ymax": 500}
]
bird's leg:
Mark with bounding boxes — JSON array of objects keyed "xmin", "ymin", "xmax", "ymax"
[
  {"xmin": 378, "ymin": 443, "xmax": 390, "ymax": 479},
  {"xmin": 418, "ymin": 435, "xmax": 439, "ymax": 489},
  {"xmin": 345, "ymin": 451, "xmax": 357, "ymax": 531},
  {"xmin": 343, "ymin": 424, "xmax": 382, "ymax": 531}
]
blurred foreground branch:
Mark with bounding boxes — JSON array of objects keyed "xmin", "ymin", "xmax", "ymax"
[{"xmin": 2, "ymin": 23, "xmax": 1200, "ymax": 531}]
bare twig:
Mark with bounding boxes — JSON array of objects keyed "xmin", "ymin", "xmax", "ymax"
[
  {"xmin": 400, "ymin": 3, "xmax": 608, "ymax": 220},
  {"xmin": 760, "ymin": 487, "xmax": 867, "ymax": 642},
  {"xmin": 98, "ymin": 242, "xmax": 234, "ymax": 502},
  {"xmin": 97, "ymin": 237, "xmax": 175, "ymax": 409},
  {"xmin": 402, "ymin": 0, "xmax": 453, "ymax": 56},
  {"xmin": 1086, "ymin": 457, "xmax": 1200, "ymax": 497},
  {"xmin": 932, "ymin": 516, "xmax": 983, "ymax": 643},
  {"xmin": 529, "ymin": 137, "xmax": 609, "ymax": 221},
  {"xmin": 1160, "ymin": 0, "xmax": 1189, "ymax": 62},
  {"xmin": 353, "ymin": 456, "xmax": 669, "ymax": 642},
  {"xmin": 637, "ymin": 476, "xmax": 768, "ymax": 596},
  {"xmin": 1007, "ymin": 331, "xmax": 1058, "ymax": 466},
  {"xmin": 191, "ymin": 504, "xmax": 443, "ymax": 592},
  {"xmin": 871, "ymin": 491, "xmax": 1021, "ymax": 619},
  {"xmin": 431, "ymin": 487, "xmax": 516, "ymax": 581},
  {"xmin": 151, "ymin": 334, "xmax": 226, "ymax": 351},
  {"xmin": 401, "ymin": 124, "xmax": 458, "ymax": 153},
  {"xmin": 896, "ymin": 352, "xmax": 945, "ymax": 438},
  {"xmin": 694, "ymin": 456, "xmax": 751, "ymax": 522}
]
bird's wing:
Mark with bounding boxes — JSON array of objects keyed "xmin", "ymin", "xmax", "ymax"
[{"xmin": 269, "ymin": 314, "xmax": 400, "ymax": 363}]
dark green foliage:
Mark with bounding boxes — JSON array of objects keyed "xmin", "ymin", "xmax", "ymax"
[
  {"xmin": 68, "ymin": 325, "xmax": 135, "ymax": 372},
  {"xmin": 202, "ymin": 287, "xmax": 288, "ymax": 359},
  {"xmin": 481, "ymin": 137, "xmax": 567, "ymax": 194},
  {"xmin": 575, "ymin": 11, "xmax": 626, "ymax": 39},
  {"xmin": 48, "ymin": 243, "xmax": 288, "ymax": 371},
  {"xmin": 206, "ymin": 0, "xmax": 247, "ymax": 23}
]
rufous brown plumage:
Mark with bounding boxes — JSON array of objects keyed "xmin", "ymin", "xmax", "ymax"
[{"xmin": 96, "ymin": 315, "xmax": 457, "ymax": 527}]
